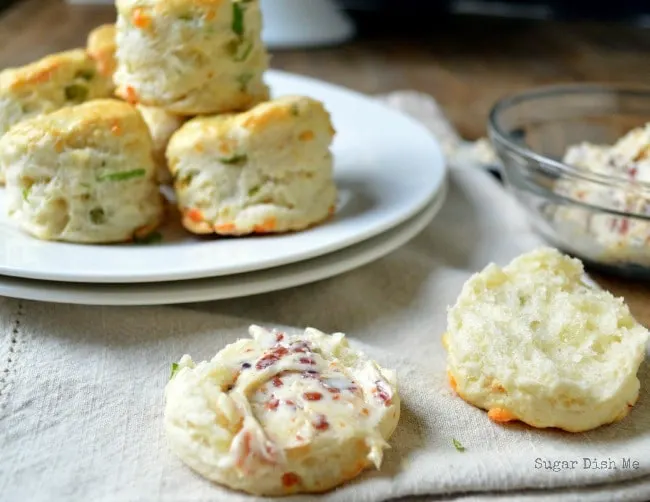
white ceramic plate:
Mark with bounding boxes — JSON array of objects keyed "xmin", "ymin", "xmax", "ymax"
[
  {"xmin": 0, "ymin": 69, "xmax": 446, "ymax": 284},
  {"xmin": 0, "ymin": 182, "xmax": 446, "ymax": 305}
]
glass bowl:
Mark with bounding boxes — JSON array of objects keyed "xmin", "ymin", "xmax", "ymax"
[{"xmin": 488, "ymin": 84, "xmax": 650, "ymax": 279}]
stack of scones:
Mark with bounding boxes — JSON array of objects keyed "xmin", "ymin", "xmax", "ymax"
[{"xmin": 0, "ymin": 0, "xmax": 337, "ymax": 243}]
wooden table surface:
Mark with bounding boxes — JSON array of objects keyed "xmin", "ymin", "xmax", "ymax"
[{"xmin": 1, "ymin": 0, "xmax": 650, "ymax": 324}]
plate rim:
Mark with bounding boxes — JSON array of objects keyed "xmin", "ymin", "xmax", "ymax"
[
  {"xmin": 0, "ymin": 180, "xmax": 447, "ymax": 305},
  {"xmin": 0, "ymin": 69, "xmax": 446, "ymax": 284}
]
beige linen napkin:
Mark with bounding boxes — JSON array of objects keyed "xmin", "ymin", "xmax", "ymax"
[{"xmin": 1, "ymin": 92, "xmax": 649, "ymax": 502}]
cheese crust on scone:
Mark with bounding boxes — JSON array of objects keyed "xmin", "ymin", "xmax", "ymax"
[
  {"xmin": 0, "ymin": 99, "xmax": 164, "ymax": 243},
  {"xmin": 167, "ymin": 95, "xmax": 337, "ymax": 235}
]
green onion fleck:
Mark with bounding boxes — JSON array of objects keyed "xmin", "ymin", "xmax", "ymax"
[
  {"xmin": 236, "ymin": 72, "xmax": 253, "ymax": 92},
  {"xmin": 97, "ymin": 168, "xmax": 146, "ymax": 182},
  {"xmin": 170, "ymin": 362, "xmax": 180, "ymax": 380},
  {"xmin": 247, "ymin": 185, "xmax": 260, "ymax": 196},
  {"xmin": 64, "ymin": 84, "xmax": 88, "ymax": 102},
  {"xmin": 75, "ymin": 69, "xmax": 95, "ymax": 81},
  {"xmin": 22, "ymin": 186, "xmax": 31, "ymax": 202},
  {"xmin": 220, "ymin": 154, "xmax": 247, "ymax": 165},
  {"xmin": 229, "ymin": 39, "xmax": 253, "ymax": 62},
  {"xmin": 134, "ymin": 231, "xmax": 163, "ymax": 245},
  {"xmin": 89, "ymin": 207, "xmax": 106, "ymax": 224},
  {"xmin": 179, "ymin": 13, "xmax": 193, "ymax": 20},
  {"xmin": 452, "ymin": 439, "xmax": 465, "ymax": 452},
  {"xmin": 290, "ymin": 103, "xmax": 300, "ymax": 117},
  {"xmin": 232, "ymin": 2, "xmax": 245, "ymax": 36}
]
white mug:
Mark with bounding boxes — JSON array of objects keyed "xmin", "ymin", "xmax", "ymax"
[{"xmin": 260, "ymin": 0, "xmax": 356, "ymax": 49}]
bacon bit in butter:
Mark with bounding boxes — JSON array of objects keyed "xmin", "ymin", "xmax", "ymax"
[
  {"xmin": 332, "ymin": 395, "xmax": 340, "ymax": 401},
  {"xmin": 275, "ymin": 333, "xmax": 285, "ymax": 342},
  {"xmin": 326, "ymin": 387, "xmax": 340, "ymax": 394},
  {"xmin": 282, "ymin": 472, "xmax": 300, "ymax": 488},
  {"xmin": 289, "ymin": 341, "xmax": 311, "ymax": 353},
  {"xmin": 487, "ymin": 408, "xmax": 517, "ymax": 423},
  {"xmin": 285, "ymin": 399, "xmax": 295, "ymax": 406},
  {"xmin": 374, "ymin": 381, "xmax": 392, "ymax": 406},
  {"xmin": 272, "ymin": 376, "xmax": 283, "ymax": 387},
  {"xmin": 303, "ymin": 392, "xmax": 322, "ymax": 401},
  {"xmin": 255, "ymin": 346, "xmax": 289, "ymax": 370},
  {"xmin": 299, "ymin": 357, "xmax": 315, "ymax": 365},
  {"xmin": 267, "ymin": 398, "xmax": 279, "ymax": 411},
  {"xmin": 313, "ymin": 414, "xmax": 329, "ymax": 431}
]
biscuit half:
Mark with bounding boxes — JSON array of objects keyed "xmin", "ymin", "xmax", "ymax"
[{"xmin": 444, "ymin": 247, "xmax": 649, "ymax": 432}]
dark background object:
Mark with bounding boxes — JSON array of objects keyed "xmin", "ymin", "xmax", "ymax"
[{"xmin": 340, "ymin": 0, "xmax": 650, "ymax": 23}]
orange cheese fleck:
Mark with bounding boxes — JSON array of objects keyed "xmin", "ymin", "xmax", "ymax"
[
  {"xmin": 254, "ymin": 217, "xmax": 276, "ymax": 233},
  {"xmin": 125, "ymin": 86, "xmax": 138, "ymax": 104},
  {"xmin": 298, "ymin": 130, "xmax": 314, "ymax": 141},
  {"xmin": 215, "ymin": 223, "xmax": 236, "ymax": 233},
  {"xmin": 205, "ymin": 9, "xmax": 216, "ymax": 21},
  {"xmin": 187, "ymin": 209, "xmax": 203, "ymax": 223},
  {"xmin": 132, "ymin": 8, "xmax": 151, "ymax": 28},
  {"xmin": 447, "ymin": 372, "xmax": 457, "ymax": 392},
  {"xmin": 111, "ymin": 122, "xmax": 122, "ymax": 136},
  {"xmin": 242, "ymin": 107, "xmax": 290, "ymax": 130},
  {"xmin": 487, "ymin": 408, "xmax": 517, "ymax": 423}
]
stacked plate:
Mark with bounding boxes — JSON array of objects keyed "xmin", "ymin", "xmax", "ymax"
[{"xmin": 0, "ymin": 71, "xmax": 447, "ymax": 306}]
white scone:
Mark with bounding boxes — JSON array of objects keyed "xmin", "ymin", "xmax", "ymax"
[
  {"xmin": 136, "ymin": 105, "xmax": 186, "ymax": 184},
  {"xmin": 167, "ymin": 95, "xmax": 337, "ymax": 235},
  {"xmin": 444, "ymin": 247, "xmax": 649, "ymax": 432},
  {"xmin": 0, "ymin": 99, "xmax": 164, "ymax": 243},
  {"xmin": 87, "ymin": 23, "xmax": 118, "ymax": 81},
  {"xmin": 0, "ymin": 49, "xmax": 114, "ymax": 184},
  {"xmin": 164, "ymin": 325, "xmax": 400, "ymax": 495},
  {"xmin": 86, "ymin": 24, "xmax": 185, "ymax": 183},
  {"xmin": 114, "ymin": 0, "xmax": 269, "ymax": 115}
]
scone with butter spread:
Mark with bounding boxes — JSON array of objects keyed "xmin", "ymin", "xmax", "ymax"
[
  {"xmin": 167, "ymin": 95, "xmax": 337, "ymax": 235},
  {"xmin": 0, "ymin": 99, "xmax": 164, "ymax": 243},
  {"xmin": 164, "ymin": 325, "xmax": 400, "ymax": 495},
  {"xmin": 114, "ymin": 0, "xmax": 269, "ymax": 115},
  {"xmin": 444, "ymin": 247, "xmax": 649, "ymax": 432},
  {"xmin": 0, "ymin": 49, "xmax": 113, "ymax": 184}
]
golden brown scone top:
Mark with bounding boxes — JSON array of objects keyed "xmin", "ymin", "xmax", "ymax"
[
  {"xmin": 4, "ymin": 99, "xmax": 150, "ymax": 152},
  {"xmin": 87, "ymin": 24, "xmax": 117, "ymax": 78}
]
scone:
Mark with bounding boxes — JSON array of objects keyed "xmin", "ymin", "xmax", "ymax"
[
  {"xmin": 114, "ymin": 0, "xmax": 269, "ymax": 115},
  {"xmin": 166, "ymin": 95, "xmax": 337, "ymax": 235},
  {"xmin": 0, "ymin": 99, "xmax": 164, "ymax": 243},
  {"xmin": 87, "ymin": 23, "xmax": 118, "ymax": 80},
  {"xmin": 444, "ymin": 247, "xmax": 649, "ymax": 432},
  {"xmin": 136, "ymin": 105, "xmax": 186, "ymax": 184},
  {"xmin": 164, "ymin": 325, "xmax": 400, "ymax": 496},
  {"xmin": 0, "ymin": 49, "xmax": 114, "ymax": 183}
]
